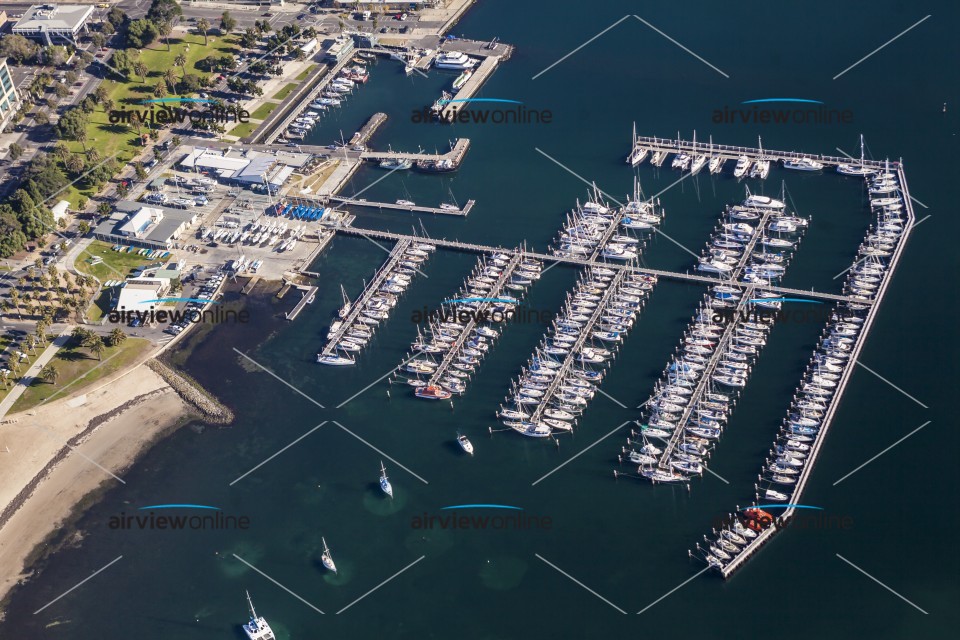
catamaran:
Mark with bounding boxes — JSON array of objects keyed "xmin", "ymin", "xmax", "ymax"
[
  {"xmin": 379, "ymin": 461, "xmax": 393, "ymax": 498},
  {"xmin": 242, "ymin": 591, "xmax": 276, "ymax": 640},
  {"xmin": 321, "ymin": 537, "xmax": 337, "ymax": 573}
]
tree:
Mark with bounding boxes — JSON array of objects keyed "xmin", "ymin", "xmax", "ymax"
[
  {"xmin": 55, "ymin": 108, "xmax": 90, "ymax": 142},
  {"xmin": 77, "ymin": 195, "xmax": 89, "ymax": 211},
  {"xmin": 106, "ymin": 6, "xmax": 127, "ymax": 31},
  {"xmin": 8, "ymin": 143, "xmax": 24, "ymax": 161},
  {"xmin": 135, "ymin": 162, "xmax": 147, "ymax": 180},
  {"xmin": 146, "ymin": 0, "xmax": 182, "ymax": 26},
  {"xmin": 134, "ymin": 61, "xmax": 149, "ymax": 83},
  {"xmin": 40, "ymin": 364, "xmax": 59, "ymax": 385},
  {"xmin": 88, "ymin": 334, "xmax": 106, "ymax": 360},
  {"xmin": 93, "ymin": 85, "xmax": 109, "ymax": 104},
  {"xmin": 78, "ymin": 220, "xmax": 91, "ymax": 235},
  {"xmin": 97, "ymin": 202, "xmax": 112, "ymax": 217},
  {"xmin": 127, "ymin": 19, "xmax": 158, "ymax": 49},
  {"xmin": 171, "ymin": 135, "xmax": 182, "ymax": 148},
  {"xmin": 174, "ymin": 53, "xmax": 187, "ymax": 79},
  {"xmin": 102, "ymin": 97, "xmax": 114, "ymax": 113},
  {"xmin": 76, "ymin": 127, "xmax": 89, "ymax": 154},
  {"xmin": 65, "ymin": 70, "xmax": 79, "ymax": 85},
  {"xmin": 0, "ymin": 35, "xmax": 40, "ymax": 64},
  {"xmin": 65, "ymin": 153, "xmax": 86, "ymax": 175},
  {"xmin": 157, "ymin": 20, "xmax": 173, "ymax": 52},
  {"xmin": 108, "ymin": 327, "xmax": 127, "ymax": 347},
  {"xmin": 91, "ymin": 32, "xmax": 106, "ymax": 50},
  {"xmin": 153, "ymin": 80, "xmax": 167, "ymax": 99},
  {"xmin": 54, "ymin": 83, "xmax": 70, "ymax": 99},
  {"xmin": 116, "ymin": 181, "xmax": 130, "ymax": 198},
  {"xmin": 240, "ymin": 29, "xmax": 258, "ymax": 49},
  {"xmin": 197, "ymin": 17, "xmax": 211, "ymax": 45},
  {"xmin": 164, "ymin": 68, "xmax": 179, "ymax": 94},
  {"xmin": 101, "ymin": 20, "xmax": 116, "ymax": 37},
  {"xmin": 220, "ymin": 11, "xmax": 237, "ymax": 34}
]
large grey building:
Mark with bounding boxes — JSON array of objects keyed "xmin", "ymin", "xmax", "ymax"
[{"xmin": 12, "ymin": 4, "xmax": 94, "ymax": 46}]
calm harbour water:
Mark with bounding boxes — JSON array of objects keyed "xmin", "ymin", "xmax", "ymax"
[{"xmin": 2, "ymin": 1, "xmax": 959, "ymax": 637}]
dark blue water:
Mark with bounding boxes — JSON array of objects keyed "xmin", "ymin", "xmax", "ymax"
[{"xmin": 2, "ymin": 0, "xmax": 958, "ymax": 637}]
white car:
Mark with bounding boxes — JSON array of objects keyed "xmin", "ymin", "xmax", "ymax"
[{"xmin": 195, "ymin": 196, "xmax": 208, "ymax": 205}]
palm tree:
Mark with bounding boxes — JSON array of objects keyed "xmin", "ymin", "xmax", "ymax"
[
  {"xmin": 197, "ymin": 18, "xmax": 211, "ymax": 45},
  {"xmin": 174, "ymin": 53, "xmax": 187, "ymax": 79},
  {"xmin": 40, "ymin": 364, "xmax": 59, "ymax": 385},
  {"xmin": 0, "ymin": 370, "xmax": 9, "ymax": 390},
  {"xmin": 102, "ymin": 97, "xmax": 114, "ymax": 114},
  {"xmin": 9, "ymin": 289, "xmax": 21, "ymax": 319},
  {"xmin": 76, "ymin": 127, "xmax": 88, "ymax": 153},
  {"xmin": 88, "ymin": 335, "xmax": 106, "ymax": 361},
  {"xmin": 164, "ymin": 68, "xmax": 179, "ymax": 94},
  {"xmin": 153, "ymin": 81, "xmax": 167, "ymax": 99},
  {"xmin": 158, "ymin": 21, "xmax": 172, "ymax": 51},
  {"xmin": 134, "ymin": 61, "xmax": 149, "ymax": 83},
  {"xmin": 108, "ymin": 328, "xmax": 127, "ymax": 347}
]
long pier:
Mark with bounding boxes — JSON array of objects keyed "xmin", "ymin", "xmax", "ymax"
[
  {"xmin": 439, "ymin": 57, "xmax": 500, "ymax": 121},
  {"xmin": 656, "ymin": 287, "xmax": 755, "ymax": 468},
  {"xmin": 530, "ymin": 269, "xmax": 628, "ymax": 424},
  {"xmin": 320, "ymin": 238, "xmax": 412, "ymax": 356},
  {"xmin": 326, "ymin": 196, "xmax": 475, "ymax": 216},
  {"xmin": 631, "ymin": 135, "xmax": 898, "ymax": 170},
  {"xmin": 359, "ymin": 138, "xmax": 471, "ymax": 163},
  {"xmin": 730, "ymin": 210, "xmax": 779, "ymax": 280},
  {"xmin": 286, "ymin": 286, "xmax": 318, "ymax": 321},
  {"xmin": 718, "ymin": 164, "xmax": 916, "ymax": 578},
  {"xmin": 427, "ymin": 252, "xmax": 523, "ymax": 387},
  {"xmin": 322, "ymin": 224, "xmax": 871, "ymax": 305}
]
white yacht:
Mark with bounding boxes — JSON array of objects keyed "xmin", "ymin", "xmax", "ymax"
[
  {"xmin": 750, "ymin": 158, "xmax": 770, "ymax": 179},
  {"xmin": 242, "ymin": 592, "xmax": 276, "ymax": 640},
  {"xmin": 317, "ymin": 353, "xmax": 355, "ymax": 366},
  {"xmin": 434, "ymin": 51, "xmax": 477, "ymax": 70},
  {"xmin": 379, "ymin": 461, "xmax": 393, "ymax": 498},
  {"xmin": 457, "ymin": 432, "xmax": 474, "ymax": 455},
  {"xmin": 783, "ymin": 157, "xmax": 824, "ymax": 171},
  {"xmin": 733, "ymin": 155, "xmax": 750, "ymax": 178},
  {"xmin": 708, "ymin": 156, "xmax": 724, "ymax": 174},
  {"xmin": 321, "ymin": 537, "xmax": 337, "ymax": 573},
  {"xmin": 743, "ymin": 194, "xmax": 785, "ymax": 209}
]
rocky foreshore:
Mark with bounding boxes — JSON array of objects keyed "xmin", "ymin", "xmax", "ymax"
[{"xmin": 145, "ymin": 359, "xmax": 235, "ymax": 425}]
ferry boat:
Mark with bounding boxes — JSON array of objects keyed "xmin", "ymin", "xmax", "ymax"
[
  {"xmin": 415, "ymin": 385, "xmax": 452, "ymax": 400},
  {"xmin": 434, "ymin": 51, "xmax": 477, "ymax": 70},
  {"xmin": 379, "ymin": 461, "xmax": 393, "ymax": 498},
  {"xmin": 242, "ymin": 592, "xmax": 276, "ymax": 640},
  {"xmin": 783, "ymin": 157, "xmax": 824, "ymax": 171},
  {"xmin": 380, "ymin": 158, "xmax": 413, "ymax": 170},
  {"xmin": 321, "ymin": 537, "xmax": 337, "ymax": 573},
  {"xmin": 457, "ymin": 432, "xmax": 475, "ymax": 454}
]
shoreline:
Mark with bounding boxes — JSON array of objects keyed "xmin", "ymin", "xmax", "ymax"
[{"xmin": 0, "ymin": 364, "xmax": 197, "ymax": 610}]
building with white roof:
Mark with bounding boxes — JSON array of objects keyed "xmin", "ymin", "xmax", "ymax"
[
  {"xmin": 12, "ymin": 4, "xmax": 95, "ymax": 46},
  {"xmin": 115, "ymin": 278, "xmax": 170, "ymax": 313}
]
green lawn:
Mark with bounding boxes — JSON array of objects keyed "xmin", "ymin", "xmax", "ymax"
[
  {"xmin": 272, "ymin": 83, "xmax": 298, "ymax": 100},
  {"xmin": 74, "ymin": 240, "xmax": 170, "ymax": 282},
  {"xmin": 228, "ymin": 121, "xmax": 258, "ymax": 138},
  {"xmin": 65, "ymin": 34, "xmax": 243, "ymax": 205},
  {"xmin": 295, "ymin": 65, "xmax": 317, "ymax": 81},
  {"xmin": 10, "ymin": 337, "xmax": 152, "ymax": 412},
  {"xmin": 250, "ymin": 102, "xmax": 278, "ymax": 120},
  {"xmin": 0, "ymin": 333, "xmax": 55, "ymax": 405}
]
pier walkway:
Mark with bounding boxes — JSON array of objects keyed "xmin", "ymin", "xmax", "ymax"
[
  {"xmin": 730, "ymin": 210, "xmax": 778, "ymax": 280},
  {"xmin": 427, "ymin": 252, "xmax": 523, "ymax": 387},
  {"xmin": 439, "ymin": 57, "xmax": 500, "ymax": 121},
  {"xmin": 326, "ymin": 196, "xmax": 475, "ymax": 216},
  {"xmin": 323, "ymin": 224, "xmax": 870, "ymax": 305},
  {"xmin": 286, "ymin": 286, "xmax": 319, "ymax": 321},
  {"xmin": 631, "ymin": 135, "xmax": 897, "ymax": 170},
  {"xmin": 718, "ymin": 164, "xmax": 916, "ymax": 578},
  {"xmin": 359, "ymin": 138, "xmax": 471, "ymax": 163},
  {"xmin": 530, "ymin": 270, "xmax": 628, "ymax": 424},
  {"xmin": 320, "ymin": 238, "xmax": 412, "ymax": 356},
  {"xmin": 656, "ymin": 286, "xmax": 755, "ymax": 468}
]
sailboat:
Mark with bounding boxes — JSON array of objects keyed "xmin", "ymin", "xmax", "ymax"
[
  {"xmin": 690, "ymin": 131, "xmax": 707, "ymax": 174},
  {"xmin": 626, "ymin": 122, "xmax": 648, "ymax": 165},
  {"xmin": 708, "ymin": 136, "xmax": 724, "ymax": 174},
  {"xmin": 321, "ymin": 537, "xmax": 337, "ymax": 573},
  {"xmin": 379, "ymin": 461, "xmax": 393, "ymax": 498},
  {"xmin": 337, "ymin": 284, "xmax": 352, "ymax": 319},
  {"xmin": 837, "ymin": 134, "xmax": 875, "ymax": 176},
  {"xmin": 242, "ymin": 591, "xmax": 276, "ymax": 640},
  {"xmin": 750, "ymin": 137, "xmax": 770, "ymax": 179}
]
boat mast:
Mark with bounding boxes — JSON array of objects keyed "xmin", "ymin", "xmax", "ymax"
[{"xmin": 246, "ymin": 590, "xmax": 257, "ymax": 619}]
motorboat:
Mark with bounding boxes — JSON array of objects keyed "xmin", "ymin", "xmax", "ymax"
[
  {"xmin": 457, "ymin": 432, "xmax": 475, "ymax": 454},
  {"xmin": 434, "ymin": 51, "xmax": 478, "ymax": 70},
  {"xmin": 783, "ymin": 157, "xmax": 824, "ymax": 171}
]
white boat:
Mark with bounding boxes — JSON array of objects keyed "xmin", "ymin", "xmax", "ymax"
[
  {"xmin": 733, "ymin": 155, "xmax": 750, "ymax": 178},
  {"xmin": 783, "ymin": 157, "xmax": 824, "ymax": 171},
  {"xmin": 708, "ymin": 156, "xmax": 724, "ymax": 174},
  {"xmin": 396, "ymin": 199, "xmax": 416, "ymax": 206},
  {"xmin": 837, "ymin": 135, "xmax": 876, "ymax": 176},
  {"xmin": 321, "ymin": 537, "xmax": 337, "ymax": 573},
  {"xmin": 242, "ymin": 591, "xmax": 276, "ymax": 640},
  {"xmin": 434, "ymin": 51, "xmax": 477, "ymax": 70},
  {"xmin": 379, "ymin": 461, "xmax": 393, "ymax": 498},
  {"xmin": 743, "ymin": 194, "xmax": 785, "ymax": 209},
  {"xmin": 457, "ymin": 432, "xmax": 474, "ymax": 454},
  {"xmin": 318, "ymin": 353, "xmax": 355, "ymax": 366}
]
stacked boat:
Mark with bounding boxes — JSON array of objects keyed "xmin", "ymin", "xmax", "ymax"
[
  {"xmin": 843, "ymin": 166, "xmax": 904, "ymax": 302},
  {"xmin": 318, "ymin": 243, "xmax": 435, "ymax": 366},
  {"xmin": 696, "ymin": 192, "xmax": 807, "ymax": 283},
  {"xmin": 551, "ymin": 183, "xmax": 662, "ymax": 261},
  {"xmin": 619, "ymin": 287, "xmax": 774, "ymax": 484},
  {"xmin": 497, "ymin": 267, "xmax": 656, "ymax": 438},
  {"xmin": 396, "ymin": 252, "xmax": 542, "ymax": 399}
]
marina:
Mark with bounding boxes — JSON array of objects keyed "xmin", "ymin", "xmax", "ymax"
[{"xmin": 326, "ymin": 196, "xmax": 475, "ymax": 216}]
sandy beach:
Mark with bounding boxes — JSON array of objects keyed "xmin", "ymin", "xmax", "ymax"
[{"xmin": 0, "ymin": 365, "xmax": 193, "ymax": 607}]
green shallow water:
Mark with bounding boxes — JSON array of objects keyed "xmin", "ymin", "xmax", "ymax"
[{"xmin": 2, "ymin": 0, "xmax": 958, "ymax": 637}]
